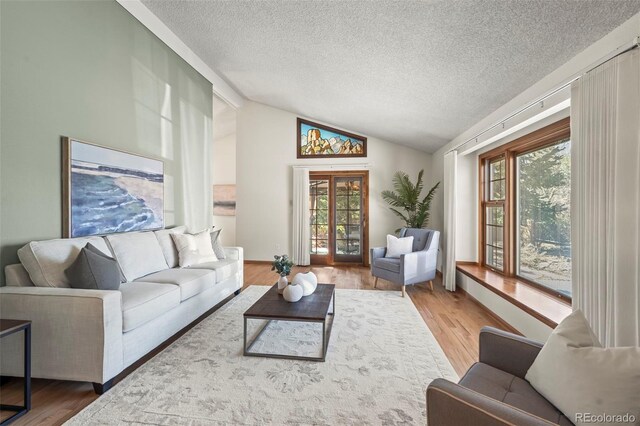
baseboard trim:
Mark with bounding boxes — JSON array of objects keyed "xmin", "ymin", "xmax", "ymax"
[{"xmin": 244, "ymin": 260, "xmax": 272, "ymax": 265}]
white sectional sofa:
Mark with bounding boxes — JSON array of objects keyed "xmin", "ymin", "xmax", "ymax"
[{"xmin": 0, "ymin": 227, "xmax": 243, "ymax": 393}]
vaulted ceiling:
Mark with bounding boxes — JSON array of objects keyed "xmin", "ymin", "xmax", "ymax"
[{"xmin": 142, "ymin": 0, "xmax": 640, "ymax": 152}]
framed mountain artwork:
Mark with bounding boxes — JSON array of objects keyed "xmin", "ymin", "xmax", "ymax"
[
  {"xmin": 62, "ymin": 137, "xmax": 164, "ymax": 238},
  {"xmin": 297, "ymin": 118, "xmax": 367, "ymax": 158}
]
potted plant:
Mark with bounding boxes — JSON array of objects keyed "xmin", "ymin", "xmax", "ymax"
[
  {"xmin": 382, "ymin": 169, "xmax": 440, "ymax": 232},
  {"xmin": 272, "ymin": 254, "xmax": 294, "ymax": 294}
]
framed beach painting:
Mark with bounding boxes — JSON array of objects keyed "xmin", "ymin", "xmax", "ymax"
[
  {"xmin": 297, "ymin": 118, "xmax": 367, "ymax": 159},
  {"xmin": 213, "ymin": 184, "xmax": 236, "ymax": 216},
  {"xmin": 62, "ymin": 137, "xmax": 164, "ymax": 238}
]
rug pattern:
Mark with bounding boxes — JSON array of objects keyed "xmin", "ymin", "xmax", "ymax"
[{"xmin": 68, "ymin": 285, "xmax": 458, "ymax": 425}]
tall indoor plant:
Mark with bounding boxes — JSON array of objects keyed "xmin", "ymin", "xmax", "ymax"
[{"xmin": 382, "ymin": 169, "xmax": 440, "ymax": 230}]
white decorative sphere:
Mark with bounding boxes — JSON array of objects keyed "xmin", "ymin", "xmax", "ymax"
[
  {"xmin": 283, "ymin": 283, "xmax": 303, "ymax": 302},
  {"xmin": 293, "ymin": 272, "xmax": 318, "ymax": 296},
  {"xmin": 304, "ymin": 271, "xmax": 318, "ymax": 287},
  {"xmin": 292, "ymin": 273, "xmax": 305, "ymax": 287},
  {"xmin": 299, "ymin": 281, "xmax": 312, "ymax": 296}
]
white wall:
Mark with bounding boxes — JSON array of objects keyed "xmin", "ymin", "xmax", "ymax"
[
  {"xmin": 454, "ymin": 153, "xmax": 478, "ymax": 262},
  {"xmin": 212, "ymin": 94, "xmax": 237, "ymax": 245},
  {"xmin": 0, "ymin": 0, "xmax": 216, "ymax": 275},
  {"xmin": 236, "ymin": 101, "xmax": 434, "ymax": 261}
]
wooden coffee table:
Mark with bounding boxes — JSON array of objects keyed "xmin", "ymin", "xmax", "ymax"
[{"xmin": 243, "ymin": 283, "xmax": 335, "ymax": 361}]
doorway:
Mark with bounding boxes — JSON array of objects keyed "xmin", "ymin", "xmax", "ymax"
[{"xmin": 309, "ymin": 171, "xmax": 369, "ymax": 266}]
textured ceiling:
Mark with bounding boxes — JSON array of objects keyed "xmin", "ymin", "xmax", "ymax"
[{"xmin": 142, "ymin": 0, "xmax": 640, "ymax": 152}]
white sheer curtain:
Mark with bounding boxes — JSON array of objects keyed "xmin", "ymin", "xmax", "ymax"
[
  {"xmin": 571, "ymin": 48, "xmax": 640, "ymax": 347},
  {"xmin": 292, "ymin": 167, "xmax": 310, "ymax": 266},
  {"xmin": 443, "ymin": 151, "xmax": 458, "ymax": 291}
]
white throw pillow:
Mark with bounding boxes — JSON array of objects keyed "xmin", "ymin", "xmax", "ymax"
[
  {"xmin": 525, "ymin": 310, "xmax": 640, "ymax": 425},
  {"xmin": 171, "ymin": 229, "xmax": 218, "ymax": 267},
  {"xmin": 385, "ymin": 234, "xmax": 414, "ymax": 258}
]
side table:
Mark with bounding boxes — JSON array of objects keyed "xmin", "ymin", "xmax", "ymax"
[{"xmin": 0, "ymin": 320, "xmax": 31, "ymax": 425}]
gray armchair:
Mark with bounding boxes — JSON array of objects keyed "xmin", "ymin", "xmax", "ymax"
[
  {"xmin": 427, "ymin": 327, "xmax": 572, "ymax": 425},
  {"xmin": 370, "ymin": 228, "xmax": 440, "ymax": 297}
]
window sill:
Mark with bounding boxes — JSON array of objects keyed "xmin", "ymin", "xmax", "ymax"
[{"xmin": 456, "ymin": 262, "xmax": 571, "ymax": 328}]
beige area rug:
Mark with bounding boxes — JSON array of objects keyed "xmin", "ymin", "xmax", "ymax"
[{"xmin": 68, "ymin": 285, "xmax": 458, "ymax": 425}]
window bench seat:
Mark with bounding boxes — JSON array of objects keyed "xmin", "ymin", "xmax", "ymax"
[{"xmin": 456, "ymin": 262, "xmax": 571, "ymax": 329}]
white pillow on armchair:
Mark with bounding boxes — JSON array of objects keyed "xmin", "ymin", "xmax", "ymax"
[{"xmin": 385, "ymin": 234, "xmax": 414, "ymax": 258}]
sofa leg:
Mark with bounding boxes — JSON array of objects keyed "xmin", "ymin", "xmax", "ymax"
[
  {"xmin": 429, "ymin": 280, "xmax": 434, "ymax": 291},
  {"xmin": 401, "ymin": 285, "xmax": 406, "ymax": 298},
  {"xmin": 234, "ymin": 289, "xmax": 241, "ymax": 296},
  {"xmin": 93, "ymin": 379, "xmax": 114, "ymax": 395},
  {"xmin": 374, "ymin": 277, "xmax": 378, "ymax": 289}
]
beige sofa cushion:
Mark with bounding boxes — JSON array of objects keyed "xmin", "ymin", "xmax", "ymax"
[
  {"xmin": 154, "ymin": 226, "xmax": 187, "ymax": 268},
  {"xmin": 106, "ymin": 232, "xmax": 168, "ymax": 282},
  {"xmin": 526, "ymin": 310, "xmax": 640, "ymax": 424},
  {"xmin": 136, "ymin": 268, "xmax": 216, "ymax": 301},
  {"xmin": 120, "ymin": 282, "xmax": 180, "ymax": 332},
  {"xmin": 188, "ymin": 259, "xmax": 240, "ymax": 283},
  {"xmin": 17, "ymin": 237, "xmax": 112, "ymax": 288}
]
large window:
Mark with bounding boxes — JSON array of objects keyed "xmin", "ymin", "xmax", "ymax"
[
  {"xmin": 484, "ymin": 157, "xmax": 506, "ymax": 270},
  {"xmin": 516, "ymin": 140, "xmax": 571, "ymax": 296},
  {"xmin": 480, "ymin": 118, "xmax": 571, "ymax": 299}
]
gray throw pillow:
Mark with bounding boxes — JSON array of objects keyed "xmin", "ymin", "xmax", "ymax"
[
  {"xmin": 210, "ymin": 228, "xmax": 226, "ymax": 260},
  {"xmin": 65, "ymin": 243, "xmax": 121, "ymax": 290}
]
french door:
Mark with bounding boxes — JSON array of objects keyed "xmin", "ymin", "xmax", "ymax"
[{"xmin": 309, "ymin": 171, "xmax": 369, "ymax": 265}]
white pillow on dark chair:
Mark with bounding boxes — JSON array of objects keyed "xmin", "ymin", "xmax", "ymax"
[
  {"xmin": 385, "ymin": 234, "xmax": 414, "ymax": 258},
  {"xmin": 525, "ymin": 310, "xmax": 640, "ymax": 424}
]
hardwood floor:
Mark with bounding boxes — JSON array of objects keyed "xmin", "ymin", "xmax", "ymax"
[{"xmin": 1, "ymin": 263, "xmax": 515, "ymax": 425}]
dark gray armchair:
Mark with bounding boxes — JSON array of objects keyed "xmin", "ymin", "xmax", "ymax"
[
  {"xmin": 370, "ymin": 228, "xmax": 439, "ymax": 297},
  {"xmin": 427, "ymin": 327, "xmax": 572, "ymax": 425}
]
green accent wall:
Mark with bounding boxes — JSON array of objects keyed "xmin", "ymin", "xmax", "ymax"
[{"xmin": 0, "ymin": 0, "xmax": 213, "ymax": 282}]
